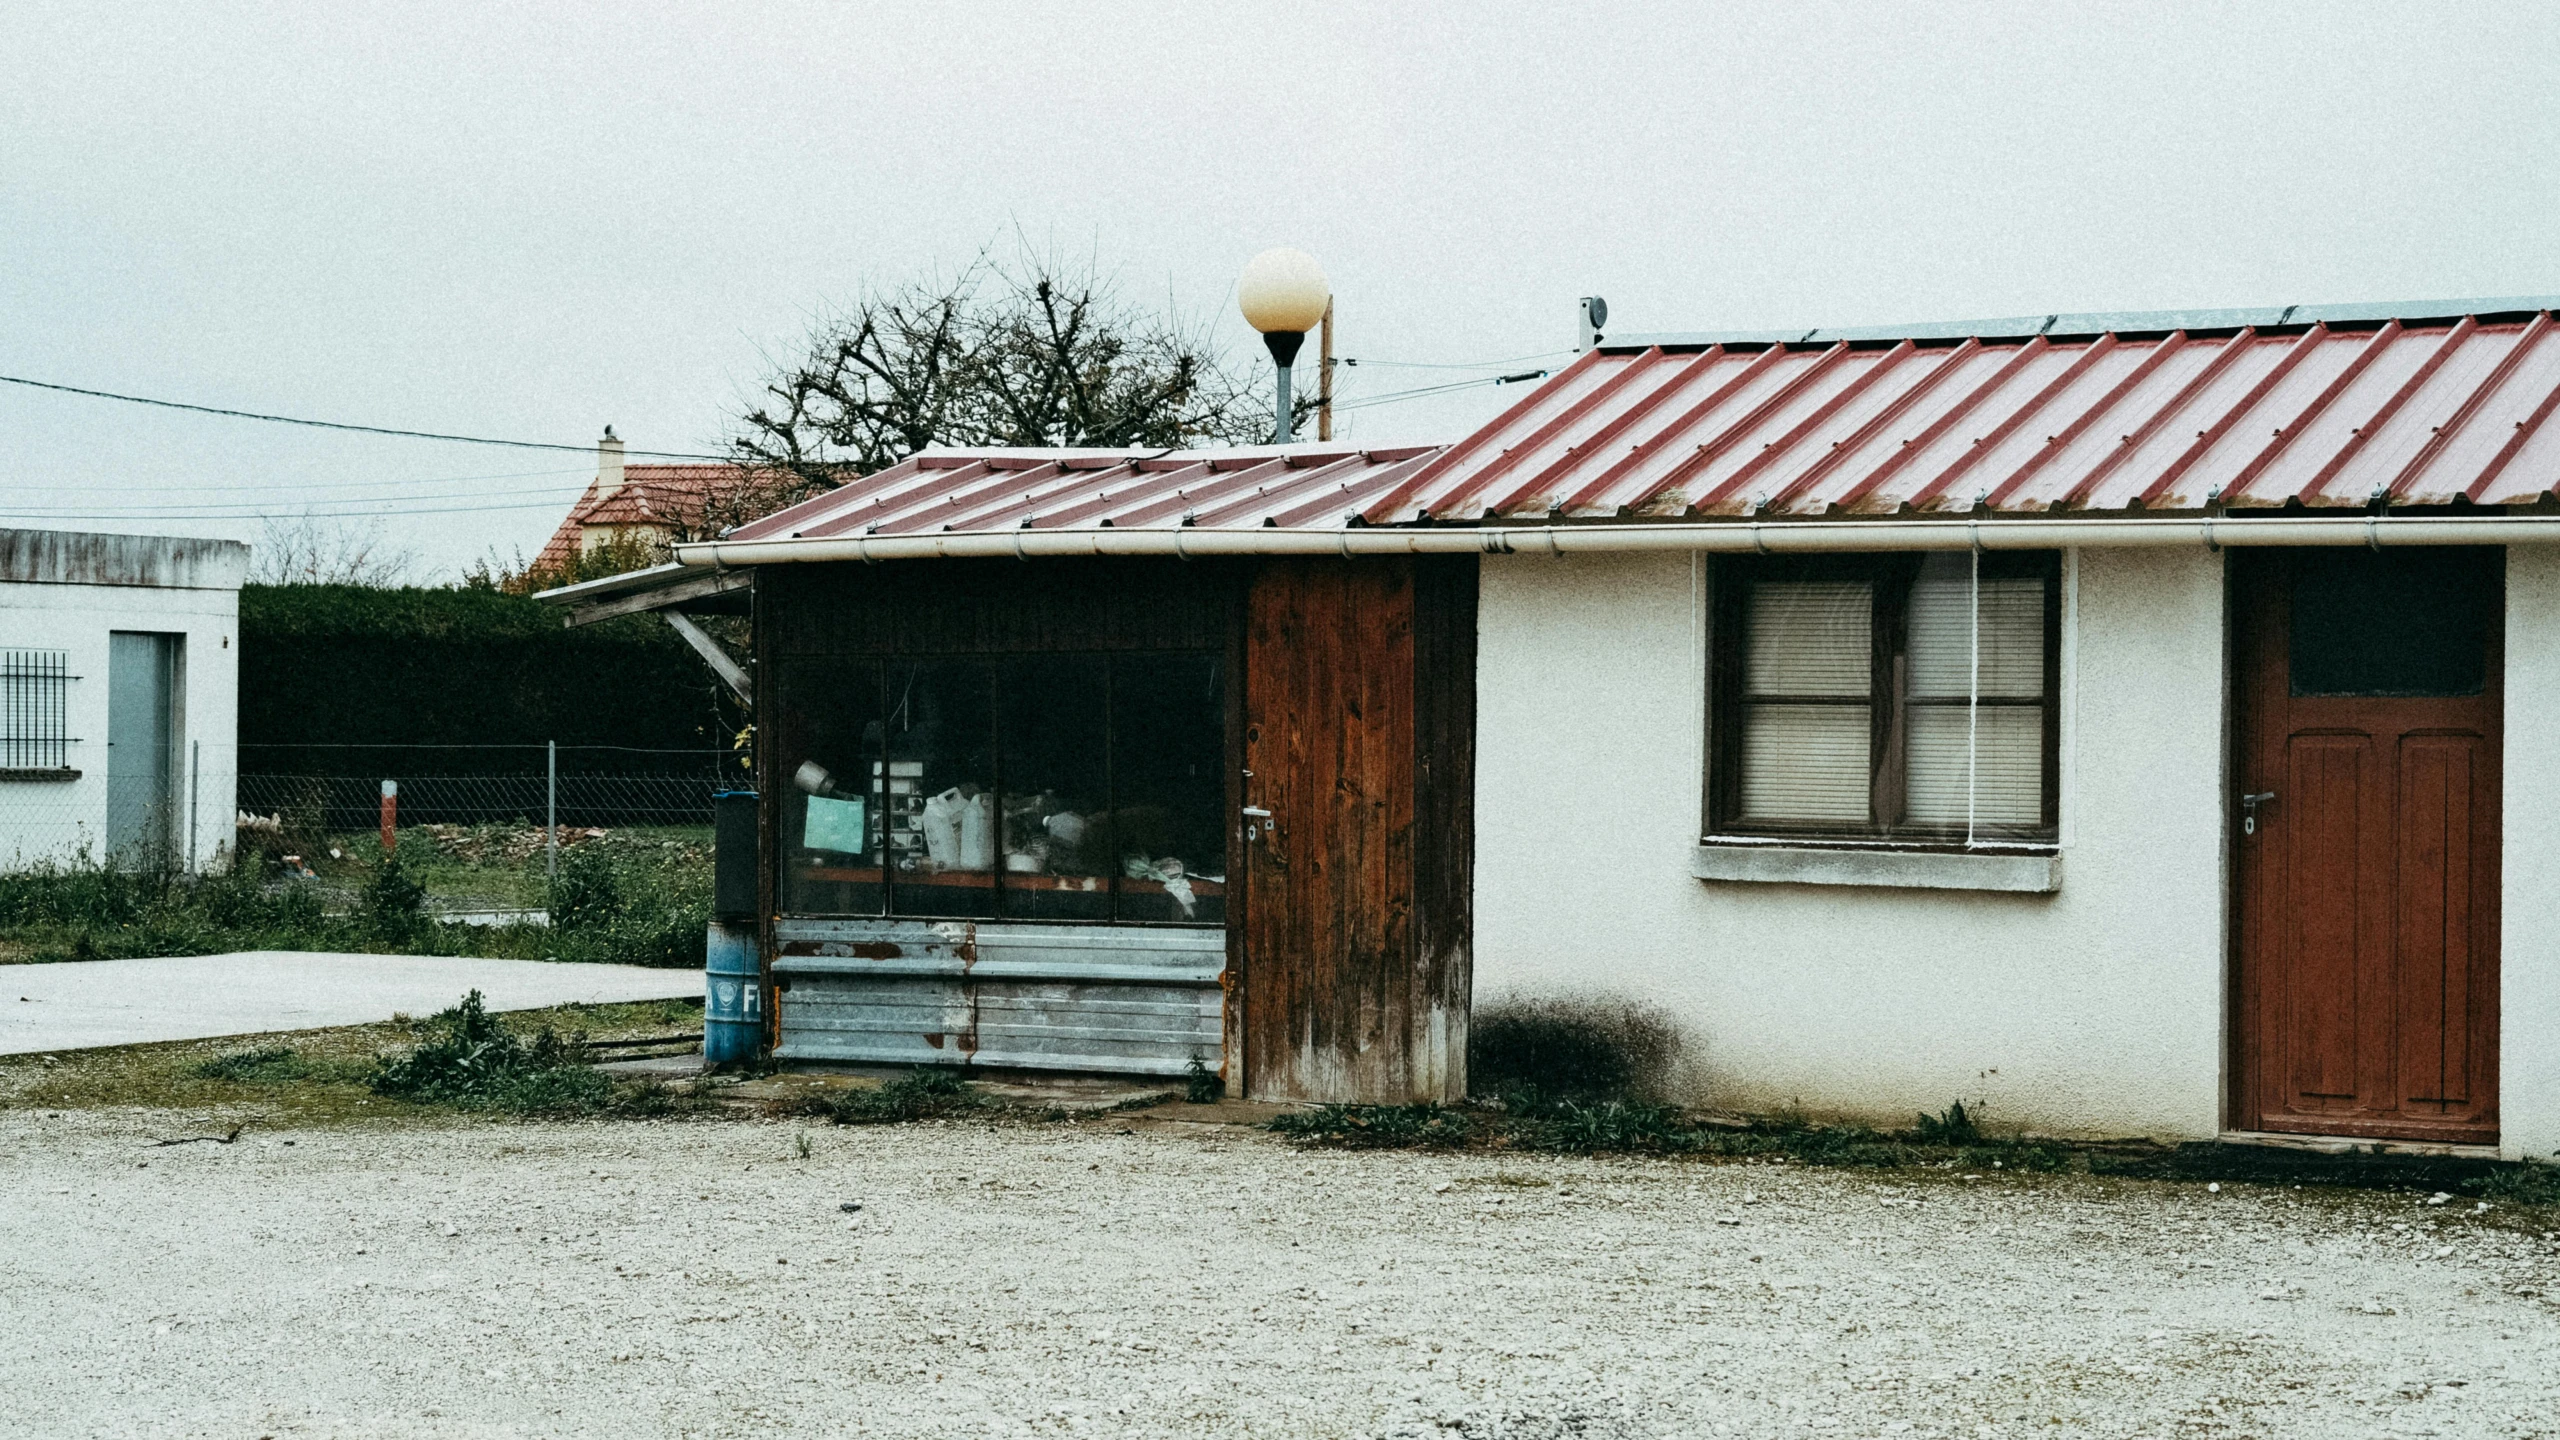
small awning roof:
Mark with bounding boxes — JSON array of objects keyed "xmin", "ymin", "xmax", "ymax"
[
  {"xmin": 532, "ymin": 561, "xmax": 752, "ymax": 625},
  {"xmin": 720, "ymin": 443, "xmax": 1447, "ymax": 545}
]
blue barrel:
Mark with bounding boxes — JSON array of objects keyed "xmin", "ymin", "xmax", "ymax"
[{"xmin": 704, "ymin": 922, "xmax": 763, "ymax": 1064}]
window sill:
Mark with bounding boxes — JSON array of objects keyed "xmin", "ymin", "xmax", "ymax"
[
  {"xmin": 1691, "ymin": 842, "xmax": 2060, "ymax": 894},
  {"xmin": 0, "ymin": 767, "xmax": 80, "ymax": 783}
]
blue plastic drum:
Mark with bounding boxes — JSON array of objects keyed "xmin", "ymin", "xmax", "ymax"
[{"xmin": 704, "ymin": 922, "xmax": 762, "ymax": 1064}]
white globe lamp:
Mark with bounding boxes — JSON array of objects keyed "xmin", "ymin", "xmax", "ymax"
[{"xmin": 1238, "ymin": 248, "xmax": 1330, "ymax": 443}]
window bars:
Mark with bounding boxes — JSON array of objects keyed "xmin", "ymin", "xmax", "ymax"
[{"xmin": 1, "ymin": 650, "xmax": 74, "ymax": 771}]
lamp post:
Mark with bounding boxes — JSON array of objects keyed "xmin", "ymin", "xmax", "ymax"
[{"xmin": 1238, "ymin": 248, "xmax": 1331, "ymax": 444}]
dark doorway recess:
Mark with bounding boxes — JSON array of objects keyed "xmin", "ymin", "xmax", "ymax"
[{"xmin": 2232, "ymin": 547, "xmax": 2502, "ymax": 1145}]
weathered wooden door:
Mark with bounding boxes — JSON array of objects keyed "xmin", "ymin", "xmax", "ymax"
[
  {"xmin": 2233, "ymin": 548, "xmax": 2501, "ymax": 1144},
  {"xmin": 1235, "ymin": 557, "xmax": 1473, "ymax": 1103}
]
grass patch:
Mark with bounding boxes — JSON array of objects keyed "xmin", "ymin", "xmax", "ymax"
[
  {"xmin": 807, "ymin": 1069, "xmax": 989, "ymax": 1125},
  {"xmin": 1274, "ymin": 1097, "xmax": 2076, "ymax": 1173},
  {"xmin": 1, "ymin": 825, "xmax": 711, "ymax": 968},
  {"xmin": 0, "ymin": 996, "xmax": 707, "ymax": 1126}
]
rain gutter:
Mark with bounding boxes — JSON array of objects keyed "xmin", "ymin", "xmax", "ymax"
[{"xmin": 680, "ymin": 515, "xmax": 2560, "ymax": 566}]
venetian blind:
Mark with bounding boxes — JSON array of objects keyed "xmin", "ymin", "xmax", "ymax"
[
  {"xmin": 1737, "ymin": 581, "xmax": 1872, "ymax": 823},
  {"xmin": 1904, "ymin": 555, "xmax": 2046, "ymax": 835}
]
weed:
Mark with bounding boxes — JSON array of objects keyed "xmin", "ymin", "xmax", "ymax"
[
  {"xmin": 1914, "ymin": 1100, "xmax": 1982, "ymax": 1145},
  {"xmin": 1269, "ymin": 1103, "xmax": 1476, "ymax": 1149},
  {"xmin": 793, "ymin": 1130, "xmax": 814, "ymax": 1160},
  {"xmin": 191, "ymin": 1046, "xmax": 329, "ymax": 1084},
  {"xmin": 362, "ymin": 850, "xmax": 428, "ymax": 942},
  {"xmin": 546, "ymin": 840, "xmax": 710, "ymax": 968},
  {"xmin": 1184, "ymin": 1055, "xmax": 1223, "ymax": 1104},
  {"xmin": 2482, "ymin": 1160, "xmax": 2560, "ymax": 1206},
  {"xmin": 819, "ymin": 1069, "xmax": 985, "ymax": 1125},
  {"xmin": 371, "ymin": 990, "xmax": 613, "ymax": 1115}
]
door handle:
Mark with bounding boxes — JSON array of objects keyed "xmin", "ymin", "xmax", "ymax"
[
  {"xmin": 1241, "ymin": 806, "xmax": 1279, "ymax": 847},
  {"xmin": 2240, "ymin": 791, "xmax": 2276, "ymax": 836}
]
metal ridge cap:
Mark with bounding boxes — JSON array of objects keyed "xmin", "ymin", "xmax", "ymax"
[{"xmin": 1607, "ymin": 295, "xmax": 2560, "ymax": 351}]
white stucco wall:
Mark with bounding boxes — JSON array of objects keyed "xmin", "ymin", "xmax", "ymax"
[
  {"xmin": 0, "ymin": 579, "xmax": 240, "ymax": 871},
  {"xmin": 2501, "ymin": 547, "xmax": 2560, "ymax": 1162},
  {"xmin": 1472, "ymin": 546, "xmax": 2230, "ymax": 1140}
]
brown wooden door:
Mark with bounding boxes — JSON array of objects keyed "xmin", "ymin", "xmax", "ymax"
[
  {"xmin": 2233, "ymin": 548, "xmax": 2502, "ymax": 1144},
  {"xmin": 1235, "ymin": 557, "xmax": 1472, "ymax": 1103}
]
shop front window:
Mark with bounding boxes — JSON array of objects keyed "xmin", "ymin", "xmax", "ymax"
[
  {"xmin": 778, "ymin": 652, "xmax": 1225, "ymax": 925},
  {"xmin": 997, "ymin": 657, "xmax": 1113, "ymax": 921}
]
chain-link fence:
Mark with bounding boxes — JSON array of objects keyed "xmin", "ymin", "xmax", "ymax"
[{"xmin": 1, "ymin": 743, "xmax": 746, "ymax": 874}]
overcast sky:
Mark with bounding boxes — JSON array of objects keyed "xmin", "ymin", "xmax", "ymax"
[{"xmin": 4, "ymin": 2, "xmax": 2556, "ymax": 579}]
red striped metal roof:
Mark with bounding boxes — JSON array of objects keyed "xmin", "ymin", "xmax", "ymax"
[
  {"xmin": 1386, "ymin": 311, "xmax": 2560, "ymax": 521},
  {"xmin": 723, "ymin": 306, "xmax": 2560, "ymax": 546},
  {"xmin": 726, "ymin": 444, "xmax": 1446, "ymax": 541}
]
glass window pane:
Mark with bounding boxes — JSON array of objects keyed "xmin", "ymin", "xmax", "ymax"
[
  {"xmin": 1908, "ymin": 561, "xmax": 2046, "ymax": 699},
  {"xmin": 883, "ymin": 660, "xmax": 997, "ymax": 918},
  {"xmin": 1738, "ymin": 702, "xmax": 1870, "ymax": 824},
  {"xmin": 2290, "ymin": 547, "xmax": 2495, "ymax": 696},
  {"xmin": 1110, "ymin": 654, "xmax": 1226, "ymax": 925},
  {"xmin": 1745, "ymin": 581, "xmax": 1870, "ymax": 696},
  {"xmin": 996, "ymin": 657, "xmax": 1113, "ymax": 921},
  {"xmin": 779, "ymin": 658, "xmax": 885, "ymax": 915},
  {"xmin": 1905, "ymin": 705, "xmax": 2043, "ymax": 830}
]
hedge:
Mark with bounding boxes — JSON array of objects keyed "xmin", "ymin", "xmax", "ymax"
[{"xmin": 238, "ymin": 585, "xmax": 732, "ymax": 774}]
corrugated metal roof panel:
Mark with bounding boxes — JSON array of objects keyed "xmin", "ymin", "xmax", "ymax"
[
  {"xmin": 1391, "ymin": 311, "xmax": 2560, "ymax": 520},
  {"xmin": 728, "ymin": 444, "xmax": 1446, "ymax": 541}
]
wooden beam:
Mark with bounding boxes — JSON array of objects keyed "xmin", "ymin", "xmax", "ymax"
[
  {"xmin": 563, "ymin": 566, "xmax": 753, "ymax": 627},
  {"xmin": 663, "ymin": 611, "xmax": 752, "ymax": 706}
]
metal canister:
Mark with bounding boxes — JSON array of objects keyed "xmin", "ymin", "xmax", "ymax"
[{"xmin": 704, "ymin": 921, "xmax": 762, "ymax": 1064}]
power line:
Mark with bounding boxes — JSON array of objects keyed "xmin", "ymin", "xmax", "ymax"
[
  {"xmin": 0, "ymin": 481, "xmax": 604, "ymax": 518},
  {"xmin": 1329, "ymin": 369, "xmax": 1551, "ymax": 414},
  {"xmin": 0, "ymin": 372, "xmax": 736, "ymax": 460},
  {"xmin": 0, "ymin": 495, "xmax": 600, "ymax": 522},
  {"xmin": 0, "ymin": 463, "xmax": 594, "ymax": 496},
  {"xmin": 1336, "ymin": 348, "xmax": 1571, "ymax": 372}
]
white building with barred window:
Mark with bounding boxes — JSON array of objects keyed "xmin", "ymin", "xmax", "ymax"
[{"xmin": 0, "ymin": 529, "xmax": 246, "ymax": 871}]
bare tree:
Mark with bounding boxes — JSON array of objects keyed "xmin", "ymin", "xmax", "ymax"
[
  {"xmin": 729, "ymin": 250, "xmax": 1268, "ymax": 514},
  {"xmin": 249, "ymin": 513, "xmax": 420, "ymax": 587}
]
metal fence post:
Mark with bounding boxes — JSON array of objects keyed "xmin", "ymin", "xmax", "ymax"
[
  {"xmin": 547, "ymin": 740, "xmax": 558, "ymax": 887},
  {"xmin": 188, "ymin": 739, "xmax": 200, "ymax": 875}
]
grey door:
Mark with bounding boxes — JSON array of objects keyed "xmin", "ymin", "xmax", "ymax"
[{"xmin": 106, "ymin": 632, "xmax": 180, "ymax": 867}]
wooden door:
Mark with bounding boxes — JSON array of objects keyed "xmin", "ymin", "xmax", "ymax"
[
  {"xmin": 1235, "ymin": 557, "xmax": 1473, "ymax": 1103},
  {"xmin": 2233, "ymin": 548, "xmax": 2502, "ymax": 1144}
]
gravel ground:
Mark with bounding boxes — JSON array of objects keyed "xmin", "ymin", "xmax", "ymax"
[{"xmin": 5, "ymin": 1110, "xmax": 2559, "ymax": 1439}]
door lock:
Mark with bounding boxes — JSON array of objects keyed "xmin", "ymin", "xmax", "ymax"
[
  {"xmin": 1241, "ymin": 805, "xmax": 1275, "ymax": 842},
  {"xmin": 2240, "ymin": 791, "xmax": 2276, "ymax": 836}
]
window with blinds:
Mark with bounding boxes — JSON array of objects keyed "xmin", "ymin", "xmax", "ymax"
[{"xmin": 1711, "ymin": 552, "xmax": 2058, "ymax": 846}]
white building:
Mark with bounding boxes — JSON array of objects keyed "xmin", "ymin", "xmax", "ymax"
[
  {"xmin": 1, "ymin": 529, "xmax": 247, "ymax": 871},
  {"xmin": 566, "ymin": 297, "xmax": 2560, "ymax": 1159}
]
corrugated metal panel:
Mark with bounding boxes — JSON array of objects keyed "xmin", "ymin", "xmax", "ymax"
[
  {"xmin": 1386, "ymin": 312, "xmax": 2560, "ymax": 519},
  {"xmin": 727, "ymin": 444, "xmax": 1444, "ymax": 544},
  {"xmin": 770, "ymin": 919, "xmax": 1223, "ymax": 1077},
  {"xmin": 721, "ymin": 305, "xmax": 2560, "ymax": 547}
]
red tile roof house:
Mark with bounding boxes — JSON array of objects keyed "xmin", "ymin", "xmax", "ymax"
[
  {"xmin": 544, "ymin": 297, "xmax": 2560, "ymax": 1160},
  {"xmin": 531, "ymin": 430, "xmax": 791, "ymax": 580}
]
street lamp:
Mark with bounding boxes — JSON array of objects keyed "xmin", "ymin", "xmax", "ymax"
[{"xmin": 1238, "ymin": 247, "xmax": 1331, "ymax": 444}]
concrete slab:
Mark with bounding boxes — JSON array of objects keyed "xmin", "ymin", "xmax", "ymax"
[{"xmin": 0, "ymin": 952, "xmax": 700, "ymax": 1055}]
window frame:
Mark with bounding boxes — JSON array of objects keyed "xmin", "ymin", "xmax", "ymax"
[{"xmin": 1705, "ymin": 550, "xmax": 2062, "ymax": 850}]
